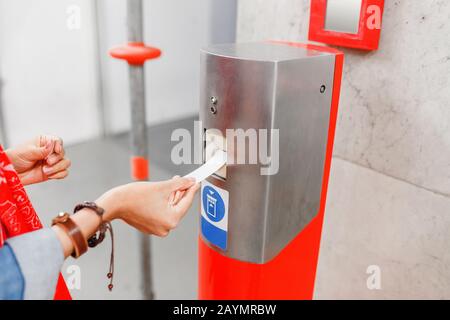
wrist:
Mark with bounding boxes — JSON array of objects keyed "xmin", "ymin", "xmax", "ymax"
[
  {"xmin": 52, "ymin": 224, "xmax": 74, "ymax": 258},
  {"xmin": 97, "ymin": 186, "xmax": 125, "ymax": 222}
]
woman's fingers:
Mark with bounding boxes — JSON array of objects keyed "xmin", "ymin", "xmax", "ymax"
[
  {"xmin": 38, "ymin": 135, "xmax": 65, "ymax": 158},
  {"xmin": 172, "ymin": 183, "xmax": 200, "ymax": 219},
  {"xmin": 163, "ymin": 176, "xmax": 196, "ymax": 194},
  {"xmin": 35, "ymin": 134, "xmax": 66, "ymax": 166},
  {"xmin": 54, "ymin": 137, "xmax": 64, "ymax": 155},
  {"xmin": 166, "ymin": 176, "xmax": 196, "ymax": 205},
  {"xmin": 47, "ymin": 170, "xmax": 69, "ymax": 180},
  {"xmin": 46, "ymin": 153, "xmax": 63, "ymax": 166},
  {"xmin": 43, "ymin": 158, "xmax": 71, "ymax": 177},
  {"xmin": 168, "ymin": 176, "xmax": 181, "ymax": 204},
  {"xmin": 40, "ymin": 135, "xmax": 69, "ymax": 174},
  {"xmin": 172, "ymin": 190, "xmax": 185, "ymax": 205},
  {"xmin": 29, "ymin": 141, "xmax": 54, "ymax": 161}
]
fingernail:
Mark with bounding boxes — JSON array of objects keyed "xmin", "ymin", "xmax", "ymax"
[
  {"xmin": 187, "ymin": 177, "xmax": 196, "ymax": 183},
  {"xmin": 43, "ymin": 166, "xmax": 52, "ymax": 174}
]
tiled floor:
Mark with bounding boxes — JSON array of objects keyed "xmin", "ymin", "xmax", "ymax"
[{"xmin": 26, "ymin": 117, "xmax": 450, "ymax": 299}]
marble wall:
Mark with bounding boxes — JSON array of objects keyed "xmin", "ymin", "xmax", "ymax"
[{"xmin": 237, "ymin": 0, "xmax": 450, "ymax": 298}]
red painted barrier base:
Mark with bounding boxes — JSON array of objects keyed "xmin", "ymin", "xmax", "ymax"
[{"xmin": 198, "ymin": 212, "xmax": 325, "ymax": 300}]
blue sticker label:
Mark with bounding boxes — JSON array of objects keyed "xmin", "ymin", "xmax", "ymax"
[
  {"xmin": 200, "ymin": 181, "xmax": 229, "ymax": 250},
  {"xmin": 201, "ymin": 216, "xmax": 227, "ymax": 250},
  {"xmin": 202, "ymin": 186, "xmax": 225, "ymax": 222}
]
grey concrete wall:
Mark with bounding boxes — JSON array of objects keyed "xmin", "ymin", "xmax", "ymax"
[{"xmin": 237, "ymin": 0, "xmax": 450, "ymax": 299}]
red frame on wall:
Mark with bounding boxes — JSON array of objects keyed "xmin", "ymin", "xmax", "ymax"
[{"xmin": 309, "ymin": 0, "xmax": 384, "ymax": 51}]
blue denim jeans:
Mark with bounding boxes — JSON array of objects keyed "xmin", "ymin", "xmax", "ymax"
[{"xmin": 0, "ymin": 244, "xmax": 25, "ymax": 299}]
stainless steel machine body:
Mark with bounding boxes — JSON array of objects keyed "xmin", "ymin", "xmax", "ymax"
[{"xmin": 200, "ymin": 42, "xmax": 336, "ymax": 264}]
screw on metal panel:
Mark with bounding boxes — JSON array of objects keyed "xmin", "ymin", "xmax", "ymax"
[
  {"xmin": 320, "ymin": 85, "xmax": 326, "ymax": 93},
  {"xmin": 210, "ymin": 96, "xmax": 218, "ymax": 115}
]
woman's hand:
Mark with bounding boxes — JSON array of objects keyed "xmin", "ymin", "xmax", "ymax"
[
  {"xmin": 53, "ymin": 176, "xmax": 200, "ymax": 257},
  {"xmin": 5, "ymin": 135, "xmax": 71, "ymax": 186},
  {"xmin": 99, "ymin": 177, "xmax": 200, "ymax": 237}
]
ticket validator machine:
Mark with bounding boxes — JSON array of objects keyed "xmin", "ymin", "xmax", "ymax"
[{"xmin": 198, "ymin": 42, "xmax": 344, "ymax": 299}]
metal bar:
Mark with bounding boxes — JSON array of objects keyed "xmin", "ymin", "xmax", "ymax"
[
  {"xmin": 92, "ymin": 0, "xmax": 108, "ymax": 137},
  {"xmin": 127, "ymin": 0, "xmax": 154, "ymax": 300},
  {"xmin": 129, "ymin": 67, "xmax": 148, "ymax": 157},
  {"xmin": 207, "ymin": 0, "xmax": 238, "ymax": 44},
  {"xmin": 127, "ymin": 0, "xmax": 144, "ymax": 42}
]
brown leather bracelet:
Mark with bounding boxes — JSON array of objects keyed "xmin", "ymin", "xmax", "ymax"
[
  {"xmin": 73, "ymin": 201, "xmax": 115, "ymax": 291},
  {"xmin": 52, "ymin": 212, "xmax": 88, "ymax": 258},
  {"xmin": 74, "ymin": 201, "xmax": 104, "ymax": 218}
]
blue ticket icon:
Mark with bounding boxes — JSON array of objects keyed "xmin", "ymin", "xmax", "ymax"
[
  {"xmin": 206, "ymin": 193, "xmax": 217, "ymax": 218},
  {"xmin": 201, "ymin": 183, "xmax": 228, "ymax": 250},
  {"xmin": 202, "ymin": 186, "xmax": 225, "ymax": 223}
]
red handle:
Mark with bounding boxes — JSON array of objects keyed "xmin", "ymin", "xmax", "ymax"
[{"xmin": 109, "ymin": 42, "xmax": 162, "ymax": 66}]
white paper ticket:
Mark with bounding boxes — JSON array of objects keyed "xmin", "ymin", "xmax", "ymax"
[{"xmin": 184, "ymin": 150, "xmax": 227, "ymax": 183}]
